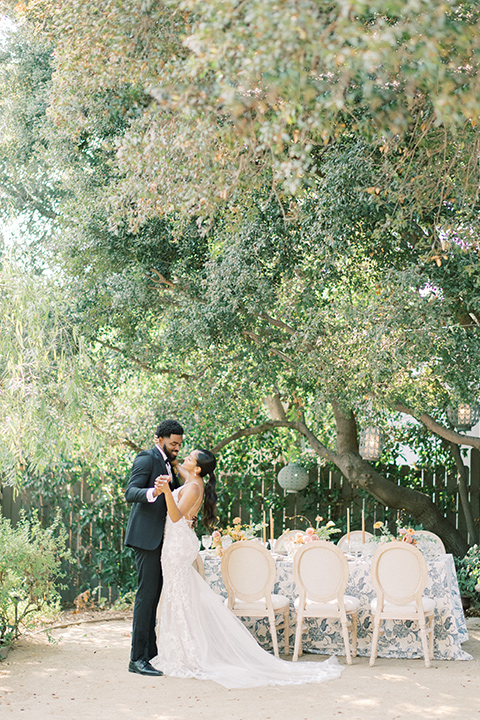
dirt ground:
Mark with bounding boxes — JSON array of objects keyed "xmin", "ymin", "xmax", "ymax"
[{"xmin": 0, "ymin": 611, "xmax": 479, "ymax": 720}]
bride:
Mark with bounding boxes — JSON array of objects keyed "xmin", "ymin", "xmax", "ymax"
[{"xmin": 152, "ymin": 448, "xmax": 344, "ymax": 688}]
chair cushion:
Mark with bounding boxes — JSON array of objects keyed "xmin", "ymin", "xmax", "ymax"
[
  {"xmin": 225, "ymin": 593, "xmax": 290, "ymax": 613},
  {"xmin": 294, "ymin": 594, "xmax": 360, "ymax": 614},
  {"xmin": 371, "ymin": 597, "xmax": 436, "ymax": 615}
]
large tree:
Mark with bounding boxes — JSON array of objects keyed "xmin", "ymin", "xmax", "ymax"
[{"xmin": 1, "ymin": 5, "xmax": 480, "ymax": 553}]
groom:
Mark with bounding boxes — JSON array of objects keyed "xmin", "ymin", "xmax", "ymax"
[{"xmin": 124, "ymin": 418, "xmax": 184, "ymax": 676}]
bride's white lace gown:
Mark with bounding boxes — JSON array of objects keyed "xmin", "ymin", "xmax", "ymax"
[{"xmin": 151, "ymin": 488, "xmax": 344, "ymax": 688}]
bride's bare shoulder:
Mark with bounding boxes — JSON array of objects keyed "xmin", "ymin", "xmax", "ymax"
[{"xmin": 178, "ymin": 481, "xmax": 203, "ymax": 503}]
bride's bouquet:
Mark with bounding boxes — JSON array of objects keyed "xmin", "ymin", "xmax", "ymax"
[{"xmin": 211, "ymin": 517, "xmax": 264, "ymax": 556}]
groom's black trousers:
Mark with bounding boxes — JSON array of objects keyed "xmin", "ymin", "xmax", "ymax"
[{"xmin": 130, "ymin": 544, "xmax": 163, "ymax": 662}]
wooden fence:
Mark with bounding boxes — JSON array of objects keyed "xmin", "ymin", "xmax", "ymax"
[{"xmin": 1, "ymin": 455, "xmax": 479, "ymax": 603}]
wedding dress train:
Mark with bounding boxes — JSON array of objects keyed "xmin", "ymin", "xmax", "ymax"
[{"xmin": 152, "ymin": 488, "xmax": 344, "ymax": 688}]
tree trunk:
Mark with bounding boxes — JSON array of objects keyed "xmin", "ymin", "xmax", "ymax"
[
  {"xmin": 214, "ymin": 409, "xmax": 470, "ymax": 556},
  {"xmin": 331, "ymin": 402, "xmax": 468, "ymax": 556},
  {"xmin": 448, "ymin": 442, "xmax": 478, "ymax": 542}
]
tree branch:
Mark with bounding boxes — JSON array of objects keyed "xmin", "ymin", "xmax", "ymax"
[
  {"xmin": 258, "ymin": 312, "xmax": 315, "ymax": 351},
  {"xmin": 147, "ymin": 268, "xmax": 207, "ymax": 304},
  {"xmin": 211, "ymin": 419, "xmax": 337, "ymax": 463},
  {"xmin": 122, "ymin": 437, "xmax": 143, "ymax": 453},
  {"xmin": 395, "ymin": 403, "xmax": 480, "ymax": 450},
  {"xmin": 241, "ymin": 331, "xmax": 296, "ymax": 365},
  {"xmin": 149, "ymin": 268, "xmax": 175, "ymax": 288},
  {"xmin": 94, "ymin": 338, "xmax": 152, "ymax": 370},
  {"xmin": 258, "ymin": 312, "xmax": 296, "ymax": 335},
  {"xmin": 94, "ymin": 338, "xmax": 194, "ymax": 379},
  {"xmin": 0, "ymin": 180, "xmax": 58, "ymax": 220}
]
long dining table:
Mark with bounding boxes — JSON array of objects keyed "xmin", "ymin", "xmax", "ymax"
[{"xmin": 200, "ymin": 548, "xmax": 472, "ymax": 661}]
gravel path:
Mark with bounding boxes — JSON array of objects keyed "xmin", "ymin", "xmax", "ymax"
[{"xmin": 1, "ymin": 616, "xmax": 479, "ymax": 720}]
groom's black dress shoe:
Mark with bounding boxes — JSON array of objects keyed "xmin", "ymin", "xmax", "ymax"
[{"xmin": 128, "ymin": 659, "xmax": 163, "ymax": 676}]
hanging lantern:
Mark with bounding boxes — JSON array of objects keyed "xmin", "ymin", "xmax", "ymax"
[
  {"xmin": 359, "ymin": 426, "xmax": 385, "ymax": 461},
  {"xmin": 277, "ymin": 463, "xmax": 309, "ymax": 493},
  {"xmin": 447, "ymin": 403, "xmax": 480, "ymax": 431}
]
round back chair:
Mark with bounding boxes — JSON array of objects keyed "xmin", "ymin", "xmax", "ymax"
[
  {"xmin": 273, "ymin": 530, "xmax": 308, "ymax": 554},
  {"xmin": 369, "ymin": 540, "xmax": 435, "ymax": 667},
  {"xmin": 293, "ymin": 541, "xmax": 349, "ymax": 603},
  {"xmin": 414, "ymin": 530, "xmax": 446, "ymax": 555},
  {"xmin": 221, "ymin": 540, "xmax": 289, "ymax": 657},
  {"xmin": 292, "ymin": 541, "xmax": 360, "ymax": 664},
  {"xmin": 371, "ymin": 540, "xmax": 428, "ymax": 605},
  {"xmin": 337, "ymin": 530, "xmax": 373, "ymax": 551},
  {"xmin": 221, "ymin": 540, "xmax": 275, "ymax": 603}
]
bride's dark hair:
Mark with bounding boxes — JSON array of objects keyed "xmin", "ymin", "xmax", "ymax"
[{"xmin": 196, "ymin": 448, "xmax": 217, "ymax": 530}]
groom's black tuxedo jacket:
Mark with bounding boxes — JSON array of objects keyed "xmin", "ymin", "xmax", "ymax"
[{"xmin": 124, "ymin": 446, "xmax": 180, "ymax": 551}]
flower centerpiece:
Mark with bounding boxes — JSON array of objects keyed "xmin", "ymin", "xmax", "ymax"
[
  {"xmin": 397, "ymin": 526, "xmax": 417, "ymax": 544},
  {"xmin": 372, "ymin": 520, "xmax": 419, "ymax": 544},
  {"xmin": 371, "ymin": 521, "xmax": 444, "ymax": 557},
  {"xmin": 286, "ymin": 516, "xmax": 340, "ymax": 555},
  {"xmin": 372, "ymin": 520, "xmax": 395, "ymax": 541},
  {"xmin": 211, "ymin": 517, "xmax": 264, "ymax": 556}
]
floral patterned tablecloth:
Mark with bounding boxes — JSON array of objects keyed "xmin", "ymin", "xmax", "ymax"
[{"xmin": 200, "ymin": 550, "xmax": 472, "ymax": 660}]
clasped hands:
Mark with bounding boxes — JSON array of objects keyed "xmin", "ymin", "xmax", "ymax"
[{"xmin": 154, "ymin": 475, "xmax": 171, "ymax": 497}]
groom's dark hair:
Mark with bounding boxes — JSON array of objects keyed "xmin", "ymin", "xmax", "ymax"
[{"xmin": 155, "ymin": 419, "xmax": 184, "ymax": 438}]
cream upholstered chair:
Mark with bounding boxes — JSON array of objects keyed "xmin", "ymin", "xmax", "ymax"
[
  {"xmin": 221, "ymin": 540, "xmax": 290, "ymax": 657},
  {"xmin": 369, "ymin": 540, "xmax": 435, "ymax": 667},
  {"xmin": 414, "ymin": 530, "xmax": 446, "ymax": 554},
  {"xmin": 273, "ymin": 529, "xmax": 308, "ymax": 554},
  {"xmin": 192, "ymin": 553, "xmax": 205, "ymax": 578},
  {"xmin": 337, "ymin": 530, "xmax": 373, "ymax": 551},
  {"xmin": 292, "ymin": 541, "xmax": 360, "ymax": 664}
]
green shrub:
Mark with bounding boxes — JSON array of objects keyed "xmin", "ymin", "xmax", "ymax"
[
  {"xmin": 454, "ymin": 545, "xmax": 480, "ymax": 599},
  {"xmin": 0, "ymin": 511, "xmax": 71, "ymax": 646}
]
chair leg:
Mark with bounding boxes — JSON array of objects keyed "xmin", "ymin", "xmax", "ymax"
[
  {"xmin": 268, "ymin": 611, "xmax": 280, "ymax": 658},
  {"xmin": 351, "ymin": 612, "xmax": 358, "ymax": 658},
  {"xmin": 292, "ymin": 611, "xmax": 304, "ymax": 662},
  {"xmin": 419, "ymin": 618, "xmax": 431, "ymax": 668},
  {"xmin": 341, "ymin": 620, "xmax": 352, "ymax": 665},
  {"xmin": 283, "ymin": 608, "xmax": 290, "ymax": 655},
  {"xmin": 428, "ymin": 614, "xmax": 434, "ymax": 660},
  {"xmin": 370, "ymin": 617, "xmax": 381, "ymax": 667}
]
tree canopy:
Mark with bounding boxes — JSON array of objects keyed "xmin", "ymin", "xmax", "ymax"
[{"xmin": 0, "ymin": 4, "xmax": 480, "ymax": 552}]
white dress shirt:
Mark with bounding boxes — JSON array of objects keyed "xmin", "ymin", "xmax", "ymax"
[{"xmin": 146, "ymin": 444, "xmax": 172, "ymax": 503}]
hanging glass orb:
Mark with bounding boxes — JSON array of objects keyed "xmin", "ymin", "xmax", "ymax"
[
  {"xmin": 277, "ymin": 463, "xmax": 309, "ymax": 493},
  {"xmin": 447, "ymin": 403, "xmax": 480, "ymax": 431},
  {"xmin": 359, "ymin": 426, "xmax": 385, "ymax": 461}
]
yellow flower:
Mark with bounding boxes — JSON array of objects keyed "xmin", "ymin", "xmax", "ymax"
[
  {"xmin": 373, "ymin": 521, "xmax": 383, "ymax": 530},
  {"xmin": 233, "ymin": 517, "xmax": 242, "ymax": 525}
]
